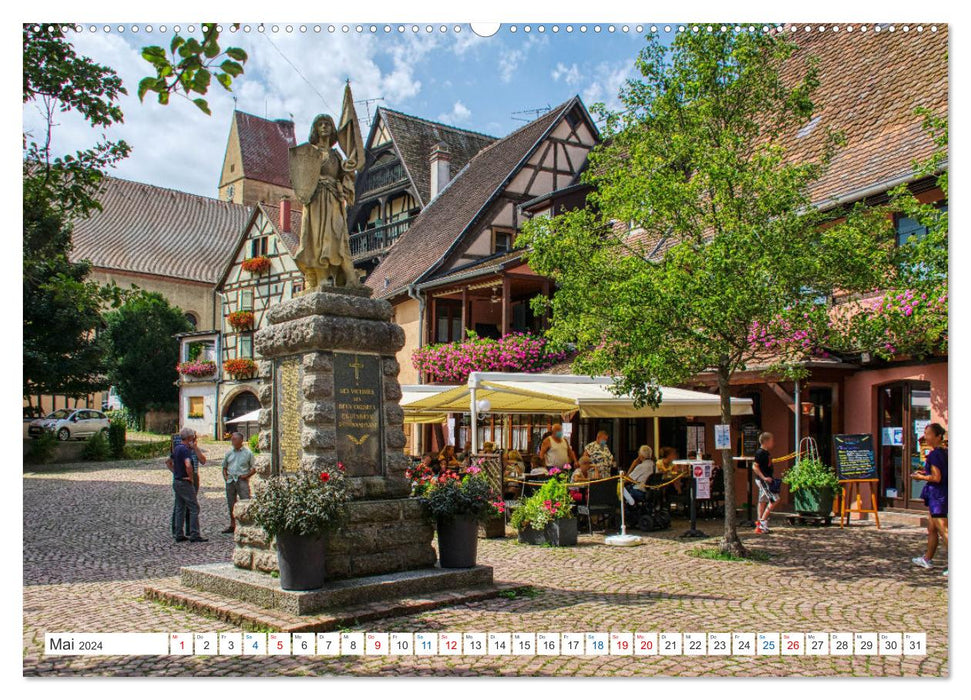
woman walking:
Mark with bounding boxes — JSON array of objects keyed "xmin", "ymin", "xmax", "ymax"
[{"xmin": 911, "ymin": 423, "xmax": 948, "ymax": 577}]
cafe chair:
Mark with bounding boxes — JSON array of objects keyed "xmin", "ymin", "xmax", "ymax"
[{"xmin": 577, "ymin": 479, "xmax": 617, "ymax": 535}]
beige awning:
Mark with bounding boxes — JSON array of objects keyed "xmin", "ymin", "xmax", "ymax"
[{"xmin": 401, "ymin": 374, "xmax": 753, "ymax": 418}]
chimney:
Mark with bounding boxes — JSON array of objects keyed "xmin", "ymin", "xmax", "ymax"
[
  {"xmin": 279, "ymin": 197, "xmax": 291, "ymax": 233},
  {"xmin": 429, "ymin": 141, "xmax": 451, "ymax": 198}
]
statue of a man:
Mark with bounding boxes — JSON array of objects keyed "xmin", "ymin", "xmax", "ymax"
[{"xmin": 289, "ymin": 82, "xmax": 365, "ymax": 289}]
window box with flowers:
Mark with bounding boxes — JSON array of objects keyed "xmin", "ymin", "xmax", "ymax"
[
  {"xmin": 241, "ymin": 256, "xmax": 271, "ymax": 275},
  {"xmin": 250, "ymin": 465, "xmax": 349, "ymax": 590},
  {"xmin": 177, "ymin": 360, "xmax": 217, "ymax": 380},
  {"xmin": 412, "ymin": 331, "xmax": 570, "ymax": 384},
  {"xmin": 409, "ymin": 459, "xmax": 504, "ymax": 567},
  {"xmin": 227, "ymin": 310, "xmax": 255, "ymax": 331},
  {"xmin": 224, "ymin": 358, "xmax": 257, "ymax": 379},
  {"xmin": 509, "ymin": 469, "xmax": 578, "ymax": 546}
]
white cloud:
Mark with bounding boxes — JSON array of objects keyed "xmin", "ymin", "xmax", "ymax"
[
  {"xmin": 551, "ymin": 62, "xmax": 581, "ymax": 86},
  {"xmin": 498, "ymin": 48, "xmax": 524, "ymax": 83},
  {"xmin": 580, "ymin": 61, "xmax": 633, "ymax": 112},
  {"xmin": 21, "ymin": 28, "xmax": 439, "ymax": 198},
  {"xmin": 437, "ymin": 101, "xmax": 471, "ymax": 125}
]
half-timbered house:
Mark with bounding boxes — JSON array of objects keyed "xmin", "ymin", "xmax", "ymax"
[
  {"xmin": 366, "ymin": 94, "xmax": 600, "ymax": 382},
  {"xmin": 349, "ymin": 108, "xmax": 496, "ymax": 274}
]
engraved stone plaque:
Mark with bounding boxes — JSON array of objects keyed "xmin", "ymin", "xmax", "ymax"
[
  {"xmin": 334, "ymin": 352, "xmax": 384, "ymax": 476},
  {"xmin": 274, "ymin": 356, "xmax": 304, "ymax": 474}
]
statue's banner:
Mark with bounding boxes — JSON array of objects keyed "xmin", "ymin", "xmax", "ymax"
[{"xmin": 289, "ymin": 143, "xmax": 325, "ymax": 205}]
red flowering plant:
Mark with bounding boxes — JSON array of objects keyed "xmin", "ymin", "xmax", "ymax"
[
  {"xmin": 227, "ymin": 310, "xmax": 255, "ymax": 330},
  {"xmin": 415, "ymin": 458, "xmax": 503, "ymax": 523},
  {"xmin": 412, "ymin": 331, "xmax": 570, "ymax": 384},
  {"xmin": 510, "ymin": 471, "xmax": 574, "ymax": 531},
  {"xmin": 241, "ymin": 256, "xmax": 271, "ymax": 274},
  {"xmin": 224, "ymin": 358, "xmax": 257, "ymax": 378},
  {"xmin": 176, "ymin": 360, "xmax": 217, "ymax": 378},
  {"xmin": 250, "ymin": 466, "xmax": 348, "ymax": 537}
]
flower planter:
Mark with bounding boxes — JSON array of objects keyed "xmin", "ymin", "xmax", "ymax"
[
  {"xmin": 479, "ymin": 516, "xmax": 506, "ymax": 539},
  {"xmin": 793, "ymin": 487, "xmax": 835, "ymax": 517},
  {"xmin": 517, "ymin": 517, "xmax": 578, "ymax": 547},
  {"xmin": 437, "ymin": 515, "xmax": 479, "ymax": 568},
  {"xmin": 545, "ymin": 517, "xmax": 578, "ymax": 546},
  {"xmin": 275, "ymin": 531, "xmax": 328, "ymax": 591}
]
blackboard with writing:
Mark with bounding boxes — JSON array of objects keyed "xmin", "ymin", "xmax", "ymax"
[
  {"xmin": 742, "ymin": 423, "xmax": 760, "ymax": 457},
  {"xmin": 833, "ymin": 433, "xmax": 876, "ymax": 480}
]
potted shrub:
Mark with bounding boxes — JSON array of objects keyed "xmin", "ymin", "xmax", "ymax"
[
  {"xmin": 510, "ymin": 471, "xmax": 577, "ymax": 546},
  {"xmin": 250, "ymin": 466, "xmax": 348, "ymax": 590},
  {"xmin": 411, "ymin": 461, "xmax": 504, "ymax": 568},
  {"xmin": 782, "ymin": 457, "xmax": 842, "ymax": 517}
]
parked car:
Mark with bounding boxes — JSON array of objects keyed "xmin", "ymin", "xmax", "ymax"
[{"xmin": 27, "ymin": 409, "xmax": 110, "ymax": 441}]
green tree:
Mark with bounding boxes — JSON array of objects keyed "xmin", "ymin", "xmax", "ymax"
[
  {"xmin": 519, "ymin": 27, "xmax": 896, "ymax": 555},
  {"xmin": 104, "ymin": 293, "xmax": 192, "ymax": 427},
  {"xmin": 23, "ymin": 192, "xmax": 126, "ymax": 410}
]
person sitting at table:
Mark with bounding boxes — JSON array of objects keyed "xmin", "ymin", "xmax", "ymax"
[
  {"xmin": 583, "ymin": 430, "xmax": 615, "ymax": 478},
  {"xmin": 568, "ymin": 456, "xmax": 592, "ymax": 502},
  {"xmin": 656, "ymin": 446, "xmax": 680, "ymax": 477},
  {"xmin": 628, "ymin": 445, "xmax": 656, "ymax": 503},
  {"xmin": 438, "ymin": 444, "xmax": 461, "ymax": 469},
  {"xmin": 504, "ymin": 450, "xmax": 526, "ymax": 477},
  {"xmin": 528, "ymin": 454, "xmax": 548, "ymax": 476}
]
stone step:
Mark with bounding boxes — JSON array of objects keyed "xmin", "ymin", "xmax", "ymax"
[
  {"xmin": 179, "ymin": 562, "xmax": 496, "ymax": 615},
  {"xmin": 144, "ymin": 577, "xmax": 517, "ymax": 633}
]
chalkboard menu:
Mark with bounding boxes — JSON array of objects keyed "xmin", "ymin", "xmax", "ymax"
[
  {"xmin": 833, "ymin": 433, "xmax": 876, "ymax": 480},
  {"xmin": 742, "ymin": 423, "xmax": 760, "ymax": 457}
]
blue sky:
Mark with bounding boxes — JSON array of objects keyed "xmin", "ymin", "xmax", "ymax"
[{"xmin": 23, "ymin": 24, "xmax": 668, "ymax": 198}]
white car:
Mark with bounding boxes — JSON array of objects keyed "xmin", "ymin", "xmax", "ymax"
[{"xmin": 28, "ymin": 409, "xmax": 110, "ymax": 441}]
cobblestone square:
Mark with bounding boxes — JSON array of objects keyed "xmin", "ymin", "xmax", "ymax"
[{"xmin": 23, "ymin": 453, "xmax": 948, "ymax": 677}]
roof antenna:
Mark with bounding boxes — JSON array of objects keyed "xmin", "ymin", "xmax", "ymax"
[
  {"xmin": 355, "ymin": 97, "xmax": 385, "ymax": 126},
  {"xmin": 511, "ymin": 104, "xmax": 552, "ymax": 123}
]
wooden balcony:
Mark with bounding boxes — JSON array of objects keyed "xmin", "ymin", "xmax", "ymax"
[
  {"xmin": 349, "ymin": 218, "xmax": 414, "ymax": 260},
  {"xmin": 359, "ymin": 162, "xmax": 408, "ymax": 194}
]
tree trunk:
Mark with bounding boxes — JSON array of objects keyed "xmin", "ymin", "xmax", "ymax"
[{"xmin": 718, "ymin": 365, "xmax": 747, "ymax": 557}]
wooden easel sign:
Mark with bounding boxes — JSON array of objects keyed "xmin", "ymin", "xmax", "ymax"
[{"xmin": 833, "ymin": 434, "xmax": 880, "ymax": 529}]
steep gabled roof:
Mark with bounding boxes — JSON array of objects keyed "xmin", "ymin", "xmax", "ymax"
[
  {"xmin": 374, "ymin": 108, "xmax": 497, "ymax": 206},
  {"xmin": 69, "ymin": 177, "xmax": 251, "ymax": 284},
  {"xmin": 367, "ymin": 98, "xmax": 578, "ymax": 299},
  {"xmin": 233, "ymin": 110, "xmax": 296, "ymax": 188},
  {"xmin": 214, "ymin": 201, "xmax": 304, "ymax": 289}
]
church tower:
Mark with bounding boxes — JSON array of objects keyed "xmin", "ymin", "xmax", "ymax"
[{"xmin": 218, "ymin": 110, "xmax": 298, "ymax": 208}]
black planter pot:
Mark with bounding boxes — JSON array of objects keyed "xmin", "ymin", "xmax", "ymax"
[
  {"xmin": 545, "ymin": 517, "xmax": 578, "ymax": 546},
  {"xmin": 793, "ymin": 487, "xmax": 835, "ymax": 517},
  {"xmin": 437, "ymin": 515, "xmax": 479, "ymax": 568},
  {"xmin": 518, "ymin": 518, "xmax": 579, "ymax": 546},
  {"xmin": 517, "ymin": 525, "xmax": 547, "ymax": 545},
  {"xmin": 275, "ymin": 531, "xmax": 327, "ymax": 591}
]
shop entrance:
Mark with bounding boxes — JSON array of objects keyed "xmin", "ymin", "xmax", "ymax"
[{"xmin": 877, "ymin": 381, "xmax": 931, "ymax": 510}]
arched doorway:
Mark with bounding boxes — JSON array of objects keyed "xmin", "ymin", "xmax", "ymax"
[{"xmin": 223, "ymin": 390, "xmax": 260, "ymax": 439}]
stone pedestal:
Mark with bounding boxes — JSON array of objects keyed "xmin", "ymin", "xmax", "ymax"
[{"xmin": 230, "ymin": 287, "xmax": 436, "ymax": 579}]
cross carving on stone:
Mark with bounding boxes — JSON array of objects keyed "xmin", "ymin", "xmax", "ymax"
[{"xmin": 349, "ymin": 355, "xmax": 364, "ymax": 384}]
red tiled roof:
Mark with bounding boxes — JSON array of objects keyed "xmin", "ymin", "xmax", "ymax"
[
  {"xmin": 69, "ymin": 177, "xmax": 251, "ymax": 284},
  {"xmin": 367, "ymin": 99, "xmax": 575, "ymax": 299},
  {"xmin": 377, "ymin": 108, "xmax": 497, "ymax": 206},
  {"xmin": 234, "ymin": 111, "xmax": 296, "ymax": 189}
]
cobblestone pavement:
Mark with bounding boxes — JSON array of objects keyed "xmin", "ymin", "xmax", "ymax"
[{"xmin": 23, "ymin": 456, "xmax": 948, "ymax": 677}]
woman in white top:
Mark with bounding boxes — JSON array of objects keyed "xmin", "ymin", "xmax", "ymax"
[{"xmin": 627, "ymin": 445, "xmax": 655, "ymax": 502}]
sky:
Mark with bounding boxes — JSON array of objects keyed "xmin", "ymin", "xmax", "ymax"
[{"xmin": 22, "ymin": 23, "xmax": 666, "ymax": 199}]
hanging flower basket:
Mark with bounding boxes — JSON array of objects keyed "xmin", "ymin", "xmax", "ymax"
[
  {"xmin": 224, "ymin": 358, "xmax": 257, "ymax": 378},
  {"xmin": 176, "ymin": 360, "xmax": 217, "ymax": 379},
  {"xmin": 227, "ymin": 310, "xmax": 255, "ymax": 330},
  {"xmin": 241, "ymin": 256, "xmax": 271, "ymax": 274}
]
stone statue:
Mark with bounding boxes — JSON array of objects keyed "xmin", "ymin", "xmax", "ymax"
[{"xmin": 289, "ymin": 82, "xmax": 365, "ymax": 289}]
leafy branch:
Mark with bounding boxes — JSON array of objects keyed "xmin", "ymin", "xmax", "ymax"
[{"xmin": 139, "ymin": 23, "xmax": 248, "ymax": 115}]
